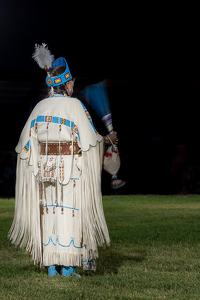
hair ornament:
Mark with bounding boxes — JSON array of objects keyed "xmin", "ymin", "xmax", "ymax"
[{"xmin": 32, "ymin": 43, "xmax": 55, "ymax": 74}]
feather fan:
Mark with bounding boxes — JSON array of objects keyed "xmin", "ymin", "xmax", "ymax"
[{"xmin": 32, "ymin": 43, "xmax": 55, "ymax": 72}]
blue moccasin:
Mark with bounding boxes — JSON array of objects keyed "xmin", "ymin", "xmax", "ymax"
[
  {"xmin": 48, "ymin": 265, "xmax": 60, "ymax": 277},
  {"xmin": 61, "ymin": 266, "xmax": 80, "ymax": 277}
]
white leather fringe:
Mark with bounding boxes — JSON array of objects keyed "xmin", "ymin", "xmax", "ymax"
[{"xmin": 8, "ymin": 141, "xmax": 110, "ymax": 266}]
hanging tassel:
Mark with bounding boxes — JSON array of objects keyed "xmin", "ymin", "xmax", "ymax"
[
  {"xmin": 55, "ymin": 180, "xmax": 58, "ymax": 206},
  {"xmin": 52, "ymin": 205, "xmax": 56, "ymax": 235},
  {"xmin": 61, "ymin": 206, "xmax": 64, "ymax": 215},
  {"xmin": 59, "ymin": 158, "xmax": 64, "ymax": 213},
  {"xmin": 59, "ymin": 159, "xmax": 64, "ymax": 182}
]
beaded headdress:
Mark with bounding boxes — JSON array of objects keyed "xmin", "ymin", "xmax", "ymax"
[{"xmin": 32, "ymin": 43, "xmax": 72, "ymax": 87}]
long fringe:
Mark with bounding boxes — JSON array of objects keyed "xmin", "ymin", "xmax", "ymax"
[
  {"xmin": 43, "ymin": 251, "xmax": 83, "ymax": 267},
  {"xmin": 8, "ymin": 156, "xmax": 42, "ymax": 265},
  {"xmin": 81, "ymin": 141, "xmax": 110, "ymax": 260},
  {"xmin": 8, "ymin": 141, "xmax": 109, "ymax": 265}
]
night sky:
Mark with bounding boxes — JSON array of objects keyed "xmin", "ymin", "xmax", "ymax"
[
  {"xmin": 1, "ymin": 1, "xmax": 200, "ymax": 195},
  {"xmin": 1, "ymin": 1, "xmax": 199, "ymax": 80}
]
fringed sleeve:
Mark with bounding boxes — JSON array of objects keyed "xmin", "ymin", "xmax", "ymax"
[
  {"xmin": 8, "ymin": 156, "xmax": 42, "ymax": 265},
  {"xmin": 81, "ymin": 140, "xmax": 110, "ymax": 260},
  {"xmin": 73, "ymin": 98, "xmax": 110, "ymax": 258}
]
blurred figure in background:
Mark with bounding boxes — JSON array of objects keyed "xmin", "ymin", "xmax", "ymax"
[
  {"xmin": 0, "ymin": 153, "xmax": 15, "ymax": 198},
  {"xmin": 171, "ymin": 144, "xmax": 192, "ymax": 194}
]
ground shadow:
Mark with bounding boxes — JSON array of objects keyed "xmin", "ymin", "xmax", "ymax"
[{"xmin": 80, "ymin": 244, "xmax": 147, "ymax": 276}]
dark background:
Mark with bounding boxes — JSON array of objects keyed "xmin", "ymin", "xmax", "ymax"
[{"xmin": 1, "ymin": 1, "xmax": 200, "ymax": 196}]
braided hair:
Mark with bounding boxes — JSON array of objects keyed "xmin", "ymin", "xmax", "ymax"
[{"xmin": 47, "ymin": 66, "xmax": 68, "ymax": 97}]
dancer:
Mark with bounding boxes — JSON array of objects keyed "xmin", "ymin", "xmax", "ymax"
[{"xmin": 8, "ymin": 44, "xmax": 117, "ymax": 277}]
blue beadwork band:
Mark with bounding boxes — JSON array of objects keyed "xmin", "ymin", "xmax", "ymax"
[{"xmin": 46, "ymin": 57, "xmax": 72, "ymax": 87}]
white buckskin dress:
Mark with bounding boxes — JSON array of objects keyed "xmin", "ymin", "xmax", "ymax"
[{"xmin": 8, "ymin": 94, "xmax": 110, "ymax": 267}]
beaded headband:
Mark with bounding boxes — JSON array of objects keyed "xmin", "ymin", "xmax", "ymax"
[
  {"xmin": 46, "ymin": 57, "xmax": 72, "ymax": 87},
  {"xmin": 32, "ymin": 44, "xmax": 72, "ymax": 87}
]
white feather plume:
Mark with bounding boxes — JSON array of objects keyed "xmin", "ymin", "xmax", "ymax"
[{"xmin": 32, "ymin": 43, "xmax": 55, "ymax": 70}]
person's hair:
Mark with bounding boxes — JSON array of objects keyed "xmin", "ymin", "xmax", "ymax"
[{"xmin": 47, "ymin": 66, "xmax": 67, "ymax": 96}]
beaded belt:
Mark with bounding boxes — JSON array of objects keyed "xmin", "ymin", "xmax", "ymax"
[{"xmin": 40, "ymin": 142, "xmax": 81, "ymax": 155}]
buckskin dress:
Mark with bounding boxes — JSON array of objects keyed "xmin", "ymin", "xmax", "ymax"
[{"xmin": 8, "ymin": 94, "xmax": 110, "ymax": 267}]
